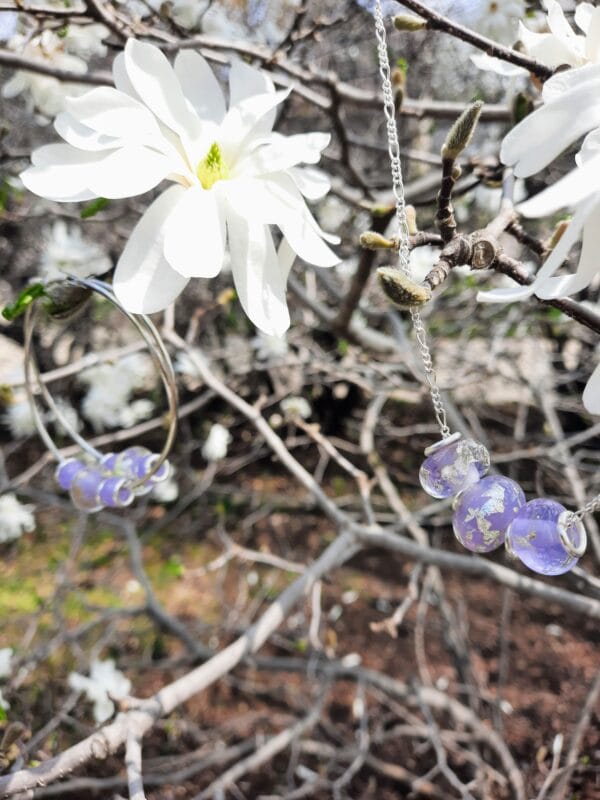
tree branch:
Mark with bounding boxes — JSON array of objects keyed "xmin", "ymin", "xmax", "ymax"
[{"xmin": 398, "ymin": 0, "xmax": 553, "ymax": 80}]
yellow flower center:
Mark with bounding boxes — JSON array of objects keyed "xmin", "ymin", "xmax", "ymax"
[{"xmin": 196, "ymin": 142, "xmax": 229, "ymax": 190}]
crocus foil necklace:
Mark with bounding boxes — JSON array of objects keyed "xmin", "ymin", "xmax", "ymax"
[{"xmin": 373, "ymin": 0, "xmax": 596, "ymax": 576}]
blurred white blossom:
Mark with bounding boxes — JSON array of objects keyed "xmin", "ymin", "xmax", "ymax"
[
  {"xmin": 68, "ymin": 659, "xmax": 131, "ymax": 723},
  {"xmin": 474, "ymin": 1, "xmax": 600, "ymax": 75},
  {"xmin": 50, "ymin": 397, "xmax": 82, "ymax": 436},
  {"xmin": 409, "ymin": 245, "xmax": 439, "ymax": 283},
  {"xmin": 4, "ymin": 396, "xmax": 37, "ymax": 438},
  {"xmin": 80, "ymin": 354, "xmax": 156, "ymax": 432},
  {"xmin": 0, "ymin": 649, "xmax": 13, "ymax": 679},
  {"xmin": 0, "ymin": 494, "xmax": 35, "ymax": 542},
  {"xmin": 21, "ymin": 39, "xmax": 339, "ymax": 334},
  {"xmin": 0, "ymin": 12, "xmax": 17, "ymax": 42},
  {"xmin": 39, "ymin": 220, "xmax": 111, "ymax": 282},
  {"xmin": 202, "ymin": 423, "xmax": 231, "ymax": 461},
  {"xmin": 2, "ymin": 26, "xmax": 108, "ymax": 118},
  {"xmin": 151, "ymin": 473, "xmax": 179, "ymax": 503},
  {"xmin": 280, "ymin": 395, "xmax": 311, "ymax": 419},
  {"xmin": 251, "ymin": 331, "xmax": 288, "ymax": 360}
]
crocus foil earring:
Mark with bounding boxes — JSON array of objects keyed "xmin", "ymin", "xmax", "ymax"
[
  {"xmin": 373, "ymin": 0, "xmax": 593, "ymax": 576},
  {"xmin": 23, "ymin": 277, "xmax": 177, "ymax": 513}
]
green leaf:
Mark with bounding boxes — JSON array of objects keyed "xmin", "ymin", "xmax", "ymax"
[
  {"xmin": 2, "ymin": 283, "xmax": 46, "ymax": 322},
  {"xmin": 80, "ymin": 197, "xmax": 109, "ymax": 219},
  {"xmin": 395, "ymin": 57, "xmax": 408, "ymax": 75},
  {"xmin": 0, "ymin": 706, "xmax": 6, "ymax": 722}
]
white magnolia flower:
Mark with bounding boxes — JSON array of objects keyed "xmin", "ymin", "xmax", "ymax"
[
  {"xmin": 202, "ymin": 423, "xmax": 231, "ymax": 461},
  {"xmin": 21, "ymin": 39, "xmax": 339, "ymax": 335},
  {"xmin": 251, "ymin": 331, "xmax": 288, "ymax": 360},
  {"xmin": 280, "ymin": 395, "xmax": 311, "ymax": 419},
  {"xmin": 473, "ymin": 1, "xmax": 600, "ymax": 76},
  {"xmin": 2, "ymin": 26, "xmax": 108, "ymax": 118},
  {"xmin": 518, "ymin": 1, "xmax": 600, "ymax": 69},
  {"xmin": 68, "ymin": 659, "xmax": 131, "ymax": 723},
  {"xmin": 0, "ymin": 648, "xmax": 13, "ymax": 679},
  {"xmin": 39, "ymin": 220, "xmax": 111, "ymax": 282},
  {"xmin": 0, "ymin": 494, "xmax": 35, "ymax": 542},
  {"xmin": 480, "ymin": 75, "xmax": 600, "ymax": 305},
  {"xmin": 4, "ymin": 396, "xmax": 37, "ymax": 438},
  {"xmin": 478, "ymin": 66, "xmax": 600, "ymax": 415}
]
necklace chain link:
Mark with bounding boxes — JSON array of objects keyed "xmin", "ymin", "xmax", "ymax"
[{"xmin": 373, "ymin": 0, "xmax": 451, "ymax": 439}]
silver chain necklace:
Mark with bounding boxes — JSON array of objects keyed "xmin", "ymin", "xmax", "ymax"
[{"xmin": 371, "ymin": 0, "xmax": 597, "ymax": 567}]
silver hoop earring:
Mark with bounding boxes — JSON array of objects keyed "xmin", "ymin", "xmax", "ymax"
[{"xmin": 23, "ymin": 277, "xmax": 178, "ymax": 513}]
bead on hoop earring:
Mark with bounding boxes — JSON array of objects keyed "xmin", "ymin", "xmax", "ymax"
[{"xmin": 23, "ymin": 276, "xmax": 178, "ymax": 513}]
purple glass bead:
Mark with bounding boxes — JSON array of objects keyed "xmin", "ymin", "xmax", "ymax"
[
  {"xmin": 114, "ymin": 446, "xmax": 151, "ymax": 479},
  {"xmin": 506, "ymin": 499, "xmax": 587, "ymax": 576},
  {"xmin": 98, "ymin": 477, "xmax": 134, "ymax": 508},
  {"xmin": 419, "ymin": 435, "xmax": 490, "ymax": 499},
  {"xmin": 453, "ymin": 476, "xmax": 525, "ymax": 553},
  {"xmin": 100, "ymin": 452, "xmax": 118, "ymax": 472},
  {"xmin": 69, "ymin": 467, "xmax": 104, "ymax": 513},
  {"xmin": 55, "ymin": 459, "xmax": 86, "ymax": 491},
  {"xmin": 136, "ymin": 454, "xmax": 170, "ymax": 483}
]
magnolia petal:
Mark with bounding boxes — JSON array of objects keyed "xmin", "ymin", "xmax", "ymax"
[
  {"xmin": 112, "ymin": 50, "xmax": 140, "ymax": 100},
  {"xmin": 86, "ymin": 146, "xmax": 172, "ymax": 199},
  {"xmin": 113, "ymin": 185, "xmax": 189, "ymax": 313},
  {"xmin": 227, "ymin": 206, "xmax": 290, "ymax": 336},
  {"xmin": 583, "ymin": 363, "xmax": 600, "ymax": 415},
  {"xmin": 542, "ymin": 62, "xmax": 600, "ymax": 102},
  {"xmin": 278, "ymin": 237, "xmax": 296, "ymax": 282},
  {"xmin": 470, "ymin": 53, "xmax": 527, "ymax": 77},
  {"xmin": 54, "ymin": 112, "xmax": 123, "ymax": 151},
  {"xmin": 245, "ymin": 132, "xmax": 330, "ymax": 176},
  {"xmin": 279, "ymin": 211, "xmax": 340, "ymax": 267},
  {"xmin": 289, "ymin": 167, "xmax": 331, "ymax": 201},
  {"xmin": 229, "ymin": 58, "xmax": 275, "ymax": 107},
  {"xmin": 477, "ymin": 284, "xmax": 535, "ymax": 303},
  {"xmin": 534, "ymin": 200, "xmax": 600, "ymax": 298},
  {"xmin": 546, "ymin": 0, "xmax": 577, "ymax": 42},
  {"xmin": 265, "ymin": 173, "xmax": 341, "ymax": 246},
  {"xmin": 585, "ymin": 8, "xmax": 600, "ymax": 63},
  {"xmin": 518, "ymin": 153, "xmax": 600, "ymax": 215},
  {"xmin": 577, "ymin": 129, "xmax": 600, "ymax": 167},
  {"xmin": 163, "ymin": 184, "xmax": 225, "ymax": 277},
  {"xmin": 501, "ymin": 78, "xmax": 600, "ymax": 177},
  {"xmin": 220, "ymin": 90, "xmax": 291, "ymax": 161},
  {"xmin": 518, "ymin": 21, "xmax": 579, "ymax": 68},
  {"xmin": 64, "ymin": 87, "xmax": 162, "ymax": 142},
  {"xmin": 123, "ymin": 39, "xmax": 201, "ymax": 137},
  {"xmin": 174, "ymin": 50, "xmax": 226, "ymax": 124},
  {"xmin": 575, "ymin": 2, "xmax": 595, "ymax": 32},
  {"xmin": 21, "ymin": 144, "xmax": 105, "ymax": 202},
  {"xmin": 225, "ymin": 176, "xmax": 295, "ymax": 224}
]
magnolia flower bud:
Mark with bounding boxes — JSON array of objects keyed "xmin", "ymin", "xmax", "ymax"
[
  {"xmin": 405, "ymin": 205, "xmax": 418, "ymax": 235},
  {"xmin": 377, "ymin": 267, "xmax": 432, "ymax": 308},
  {"xmin": 393, "ymin": 13, "xmax": 427, "ymax": 31},
  {"xmin": 359, "ymin": 231, "xmax": 398, "ymax": 250},
  {"xmin": 442, "ymin": 101, "xmax": 484, "ymax": 161}
]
